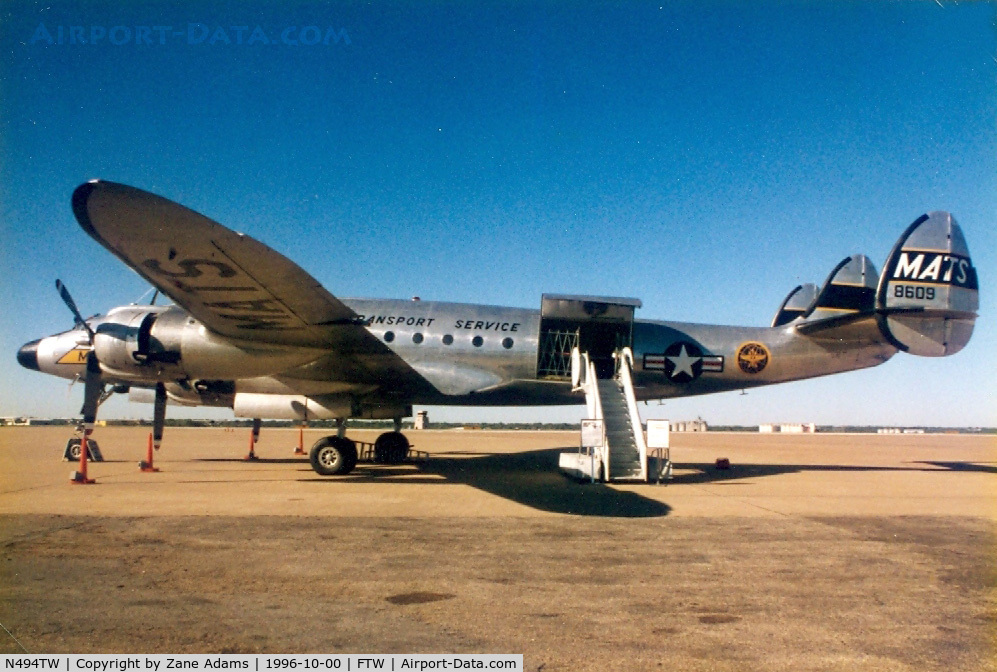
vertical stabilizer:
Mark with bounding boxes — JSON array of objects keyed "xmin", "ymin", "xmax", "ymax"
[
  {"xmin": 876, "ymin": 212, "xmax": 978, "ymax": 357},
  {"xmin": 772, "ymin": 283, "xmax": 819, "ymax": 327},
  {"xmin": 805, "ymin": 254, "xmax": 878, "ymax": 323}
]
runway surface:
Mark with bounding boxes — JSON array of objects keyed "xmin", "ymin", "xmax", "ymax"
[{"xmin": 1, "ymin": 427, "xmax": 994, "ymax": 670}]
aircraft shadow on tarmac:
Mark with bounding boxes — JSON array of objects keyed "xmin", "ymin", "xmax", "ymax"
[
  {"xmin": 304, "ymin": 447, "xmax": 673, "ymax": 518},
  {"xmin": 203, "ymin": 450, "xmax": 995, "ymax": 518},
  {"xmin": 667, "ymin": 460, "xmax": 997, "ymax": 484},
  {"xmin": 915, "ymin": 460, "xmax": 997, "ymax": 475},
  {"xmin": 198, "ymin": 457, "xmax": 312, "ymax": 465}
]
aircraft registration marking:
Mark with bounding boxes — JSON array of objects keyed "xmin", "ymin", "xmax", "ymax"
[{"xmin": 140, "ymin": 256, "xmax": 302, "ymax": 331}]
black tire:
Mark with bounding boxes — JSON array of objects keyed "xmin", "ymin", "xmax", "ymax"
[
  {"xmin": 62, "ymin": 436, "xmax": 101, "ymax": 462},
  {"xmin": 65, "ymin": 438, "xmax": 97, "ymax": 461},
  {"xmin": 309, "ymin": 436, "xmax": 357, "ymax": 476},
  {"xmin": 66, "ymin": 438, "xmax": 82, "ymax": 461},
  {"xmin": 373, "ymin": 431, "xmax": 410, "ymax": 464}
]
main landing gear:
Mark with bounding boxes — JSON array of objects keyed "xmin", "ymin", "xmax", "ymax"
[
  {"xmin": 309, "ymin": 436, "xmax": 358, "ymax": 476},
  {"xmin": 307, "ymin": 419, "xmax": 411, "ymax": 476}
]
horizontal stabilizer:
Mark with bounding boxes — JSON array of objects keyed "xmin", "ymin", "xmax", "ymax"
[
  {"xmin": 771, "ymin": 283, "xmax": 818, "ymax": 327},
  {"xmin": 875, "ymin": 211, "xmax": 978, "ymax": 357}
]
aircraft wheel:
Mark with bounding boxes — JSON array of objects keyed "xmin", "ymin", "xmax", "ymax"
[
  {"xmin": 309, "ymin": 436, "xmax": 357, "ymax": 476},
  {"xmin": 64, "ymin": 437, "xmax": 98, "ymax": 461},
  {"xmin": 373, "ymin": 431, "xmax": 409, "ymax": 464},
  {"xmin": 66, "ymin": 438, "xmax": 82, "ymax": 461}
]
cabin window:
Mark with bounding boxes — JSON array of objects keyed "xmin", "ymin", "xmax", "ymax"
[
  {"xmin": 502, "ymin": 338, "xmax": 514, "ymax": 349},
  {"xmin": 384, "ymin": 331, "xmax": 395, "ymax": 343},
  {"xmin": 472, "ymin": 336, "xmax": 484, "ymax": 347},
  {"xmin": 413, "ymin": 333, "xmax": 424, "ymax": 344},
  {"xmin": 442, "ymin": 334, "xmax": 454, "ymax": 345}
]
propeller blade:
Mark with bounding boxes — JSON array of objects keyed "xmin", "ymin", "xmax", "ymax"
[{"xmin": 56, "ymin": 279, "xmax": 95, "ymax": 342}]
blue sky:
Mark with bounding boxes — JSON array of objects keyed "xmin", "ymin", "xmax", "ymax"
[{"xmin": 1, "ymin": 0, "xmax": 994, "ymax": 427}]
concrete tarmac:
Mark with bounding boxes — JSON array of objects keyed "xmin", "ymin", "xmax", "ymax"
[{"xmin": 1, "ymin": 426, "xmax": 994, "ymax": 670}]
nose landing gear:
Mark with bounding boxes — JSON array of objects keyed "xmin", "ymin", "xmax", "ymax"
[{"xmin": 64, "ymin": 431, "xmax": 103, "ymax": 462}]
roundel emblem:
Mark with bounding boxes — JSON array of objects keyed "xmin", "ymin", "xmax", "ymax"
[
  {"xmin": 737, "ymin": 342, "xmax": 770, "ymax": 374},
  {"xmin": 664, "ymin": 341, "xmax": 704, "ymax": 383}
]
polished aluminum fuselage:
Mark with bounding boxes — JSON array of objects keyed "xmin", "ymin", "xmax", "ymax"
[
  {"xmin": 28, "ymin": 296, "xmax": 896, "ymax": 412},
  {"xmin": 16, "ymin": 182, "xmax": 972, "ymax": 427}
]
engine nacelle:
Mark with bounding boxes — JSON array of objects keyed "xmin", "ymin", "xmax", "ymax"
[
  {"xmin": 93, "ymin": 306, "xmax": 181, "ymax": 381},
  {"xmin": 129, "ymin": 380, "xmax": 235, "ymax": 408},
  {"xmin": 233, "ymin": 393, "xmax": 411, "ymax": 421},
  {"xmin": 234, "ymin": 393, "xmax": 355, "ymax": 420},
  {"xmin": 94, "ymin": 305, "xmax": 321, "ymax": 383}
]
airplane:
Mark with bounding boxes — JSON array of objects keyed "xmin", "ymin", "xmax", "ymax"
[{"xmin": 16, "ymin": 180, "xmax": 979, "ymax": 480}]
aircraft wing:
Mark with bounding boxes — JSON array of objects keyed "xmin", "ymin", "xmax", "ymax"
[
  {"xmin": 72, "ymin": 180, "xmax": 363, "ymax": 348},
  {"xmin": 72, "ymin": 180, "xmax": 515, "ymax": 401}
]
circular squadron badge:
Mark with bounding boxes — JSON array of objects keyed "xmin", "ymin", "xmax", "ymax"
[{"xmin": 736, "ymin": 342, "xmax": 770, "ymax": 374}]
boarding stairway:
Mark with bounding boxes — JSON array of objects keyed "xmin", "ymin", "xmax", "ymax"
[{"xmin": 559, "ymin": 347, "xmax": 648, "ymax": 482}]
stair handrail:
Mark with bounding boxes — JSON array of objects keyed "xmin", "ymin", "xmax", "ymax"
[
  {"xmin": 588, "ymin": 356, "xmax": 608, "ymax": 480},
  {"xmin": 572, "ymin": 347, "xmax": 607, "ymax": 480},
  {"xmin": 616, "ymin": 347, "xmax": 648, "ymax": 482}
]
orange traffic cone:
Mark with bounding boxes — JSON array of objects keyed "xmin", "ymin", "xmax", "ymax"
[
  {"xmin": 70, "ymin": 431, "xmax": 96, "ymax": 484},
  {"xmin": 294, "ymin": 424, "xmax": 306, "ymax": 455},
  {"xmin": 140, "ymin": 432, "xmax": 160, "ymax": 472},
  {"xmin": 244, "ymin": 427, "xmax": 259, "ymax": 460}
]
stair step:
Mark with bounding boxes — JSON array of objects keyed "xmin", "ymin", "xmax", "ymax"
[{"xmin": 579, "ymin": 351, "xmax": 648, "ymax": 482}]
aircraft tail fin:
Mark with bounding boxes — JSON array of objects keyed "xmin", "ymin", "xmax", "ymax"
[
  {"xmin": 783, "ymin": 254, "xmax": 877, "ymax": 330},
  {"xmin": 806, "ymin": 254, "xmax": 878, "ymax": 322},
  {"xmin": 771, "ymin": 283, "xmax": 818, "ymax": 327},
  {"xmin": 874, "ymin": 211, "xmax": 978, "ymax": 357}
]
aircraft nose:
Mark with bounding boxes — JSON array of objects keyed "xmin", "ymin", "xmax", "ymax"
[{"xmin": 17, "ymin": 339, "xmax": 40, "ymax": 371}]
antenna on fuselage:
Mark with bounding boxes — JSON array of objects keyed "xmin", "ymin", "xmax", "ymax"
[{"xmin": 133, "ymin": 286, "xmax": 160, "ymax": 306}]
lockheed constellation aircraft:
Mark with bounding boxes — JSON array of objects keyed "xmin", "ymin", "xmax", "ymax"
[{"xmin": 17, "ymin": 181, "xmax": 978, "ymax": 480}]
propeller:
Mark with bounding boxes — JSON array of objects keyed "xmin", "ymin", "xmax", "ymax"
[
  {"xmin": 56, "ymin": 279, "xmax": 96, "ymax": 342},
  {"xmin": 56, "ymin": 280, "xmax": 168, "ymax": 446},
  {"xmin": 55, "ymin": 279, "xmax": 103, "ymax": 425}
]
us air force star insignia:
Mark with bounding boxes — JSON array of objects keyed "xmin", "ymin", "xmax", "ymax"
[
  {"xmin": 737, "ymin": 342, "xmax": 770, "ymax": 374},
  {"xmin": 664, "ymin": 341, "xmax": 704, "ymax": 383}
]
